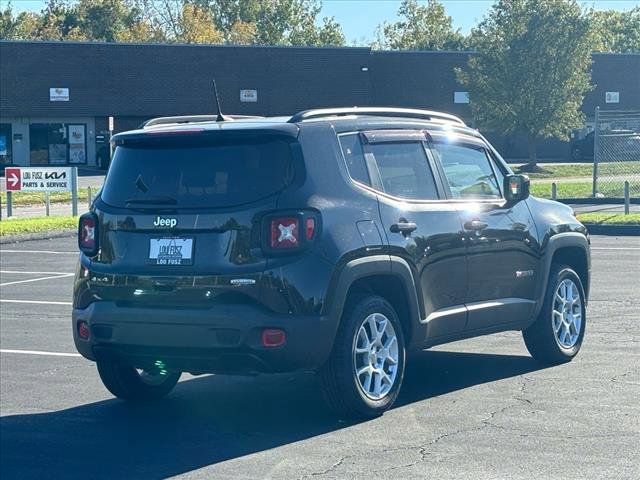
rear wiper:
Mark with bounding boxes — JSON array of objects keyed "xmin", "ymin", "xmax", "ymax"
[{"xmin": 125, "ymin": 196, "xmax": 177, "ymax": 205}]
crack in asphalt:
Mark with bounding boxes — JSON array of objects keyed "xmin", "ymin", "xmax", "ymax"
[
  {"xmin": 298, "ymin": 456, "xmax": 346, "ymax": 479},
  {"xmin": 610, "ymin": 369, "xmax": 638, "ymax": 383},
  {"xmin": 304, "ymin": 375, "xmax": 538, "ymax": 477}
]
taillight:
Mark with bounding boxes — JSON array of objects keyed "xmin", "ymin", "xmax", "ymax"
[
  {"xmin": 305, "ymin": 218, "xmax": 316, "ymax": 240},
  {"xmin": 270, "ymin": 217, "xmax": 299, "ymax": 249},
  {"xmin": 78, "ymin": 212, "xmax": 99, "ymax": 257},
  {"xmin": 264, "ymin": 212, "xmax": 319, "ymax": 254}
]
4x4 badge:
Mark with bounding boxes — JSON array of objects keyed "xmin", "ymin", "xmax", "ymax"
[{"xmin": 516, "ymin": 270, "xmax": 534, "ymax": 278}]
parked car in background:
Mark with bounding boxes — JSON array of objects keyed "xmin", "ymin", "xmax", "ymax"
[
  {"xmin": 570, "ymin": 131, "xmax": 595, "ymax": 160},
  {"xmin": 571, "ymin": 129, "xmax": 640, "ymax": 161}
]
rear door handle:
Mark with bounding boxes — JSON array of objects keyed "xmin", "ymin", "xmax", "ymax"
[
  {"xmin": 390, "ymin": 221, "xmax": 417, "ymax": 236},
  {"xmin": 464, "ymin": 220, "xmax": 488, "ymax": 231}
]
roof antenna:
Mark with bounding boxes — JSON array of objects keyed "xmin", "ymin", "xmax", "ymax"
[{"xmin": 212, "ymin": 80, "xmax": 225, "ymax": 122}]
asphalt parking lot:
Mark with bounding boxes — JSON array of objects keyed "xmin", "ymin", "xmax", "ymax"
[{"xmin": 0, "ymin": 235, "xmax": 638, "ymax": 479}]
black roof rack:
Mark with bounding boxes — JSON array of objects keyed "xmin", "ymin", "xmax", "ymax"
[
  {"xmin": 288, "ymin": 107, "xmax": 466, "ymax": 126},
  {"xmin": 142, "ymin": 114, "xmax": 264, "ymax": 128}
]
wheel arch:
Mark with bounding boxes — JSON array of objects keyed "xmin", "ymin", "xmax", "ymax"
[
  {"xmin": 326, "ymin": 255, "xmax": 421, "ymax": 348},
  {"xmin": 534, "ymin": 232, "xmax": 591, "ymax": 319}
]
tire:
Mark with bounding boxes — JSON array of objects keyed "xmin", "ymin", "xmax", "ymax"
[
  {"xmin": 523, "ymin": 265, "xmax": 586, "ymax": 364},
  {"xmin": 320, "ymin": 295, "xmax": 406, "ymax": 418},
  {"xmin": 97, "ymin": 361, "xmax": 181, "ymax": 401}
]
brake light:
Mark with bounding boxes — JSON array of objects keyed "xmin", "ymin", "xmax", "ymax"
[
  {"xmin": 78, "ymin": 213, "xmax": 99, "ymax": 256},
  {"xmin": 146, "ymin": 128, "xmax": 205, "ymax": 136},
  {"xmin": 270, "ymin": 217, "xmax": 299, "ymax": 249}
]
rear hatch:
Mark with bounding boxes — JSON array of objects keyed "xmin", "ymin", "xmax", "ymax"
[{"xmin": 85, "ymin": 127, "xmax": 299, "ymax": 309}]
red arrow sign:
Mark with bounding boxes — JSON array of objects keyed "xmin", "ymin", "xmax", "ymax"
[{"xmin": 5, "ymin": 167, "xmax": 21, "ymax": 191}]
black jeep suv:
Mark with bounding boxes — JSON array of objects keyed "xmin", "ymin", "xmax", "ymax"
[{"xmin": 73, "ymin": 107, "xmax": 590, "ymax": 417}]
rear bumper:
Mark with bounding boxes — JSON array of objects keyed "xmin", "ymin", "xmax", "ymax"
[{"xmin": 72, "ymin": 302, "xmax": 338, "ymax": 374}]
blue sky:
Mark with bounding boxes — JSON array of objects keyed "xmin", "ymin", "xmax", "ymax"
[{"xmin": 5, "ymin": 0, "xmax": 640, "ymax": 44}]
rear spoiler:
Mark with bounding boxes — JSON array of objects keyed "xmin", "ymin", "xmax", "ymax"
[{"xmin": 111, "ymin": 124, "xmax": 300, "ymax": 146}]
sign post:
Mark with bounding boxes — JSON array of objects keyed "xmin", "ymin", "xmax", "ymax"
[
  {"xmin": 71, "ymin": 167, "xmax": 78, "ymax": 216},
  {"xmin": 108, "ymin": 116, "xmax": 114, "ymax": 163}
]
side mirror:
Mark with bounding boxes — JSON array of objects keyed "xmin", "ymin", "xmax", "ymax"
[{"xmin": 504, "ymin": 174, "xmax": 530, "ymax": 204}]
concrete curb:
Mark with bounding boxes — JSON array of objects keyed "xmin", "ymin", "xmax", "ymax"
[
  {"xmin": 0, "ymin": 229, "xmax": 77, "ymax": 245},
  {"xmin": 557, "ymin": 198, "xmax": 640, "ymax": 205},
  {"xmin": 583, "ymin": 224, "xmax": 640, "ymax": 236}
]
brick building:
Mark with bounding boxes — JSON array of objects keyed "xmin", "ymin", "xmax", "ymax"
[{"xmin": 1, "ymin": 40, "xmax": 638, "ymax": 166}]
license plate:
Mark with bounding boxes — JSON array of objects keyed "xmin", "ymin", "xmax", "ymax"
[{"xmin": 149, "ymin": 238, "xmax": 194, "ymax": 265}]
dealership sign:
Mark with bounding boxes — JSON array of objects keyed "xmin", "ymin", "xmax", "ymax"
[
  {"xmin": 240, "ymin": 89, "xmax": 257, "ymax": 103},
  {"xmin": 4, "ymin": 167, "xmax": 73, "ymax": 192},
  {"xmin": 605, "ymin": 92, "xmax": 620, "ymax": 104},
  {"xmin": 50, "ymin": 87, "xmax": 70, "ymax": 101}
]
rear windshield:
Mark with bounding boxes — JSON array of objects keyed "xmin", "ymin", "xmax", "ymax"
[{"xmin": 101, "ymin": 137, "xmax": 294, "ymax": 209}]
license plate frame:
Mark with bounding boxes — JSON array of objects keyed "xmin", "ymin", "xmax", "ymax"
[{"xmin": 148, "ymin": 237, "xmax": 194, "ymax": 266}]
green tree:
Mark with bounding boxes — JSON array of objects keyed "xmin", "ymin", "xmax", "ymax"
[
  {"xmin": 375, "ymin": 0, "xmax": 465, "ymax": 50},
  {"xmin": 589, "ymin": 7, "xmax": 640, "ymax": 53},
  {"xmin": 457, "ymin": 0, "xmax": 593, "ymax": 167},
  {"xmin": 1, "ymin": 0, "xmax": 343, "ymax": 46},
  {"xmin": 176, "ymin": 2, "xmax": 222, "ymax": 43},
  {"xmin": 0, "ymin": 0, "xmax": 159, "ymax": 42},
  {"xmin": 286, "ymin": 1, "xmax": 345, "ymax": 47},
  {"xmin": 195, "ymin": 0, "xmax": 345, "ymax": 46},
  {"xmin": 131, "ymin": 0, "xmax": 223, "ymax": 43},
  {"xmin": 0, "ymin": 2, "xmax": 39, "ymax": 40},
  {"xmin": 71, "ymin": 0, "xmax": 146, "ymax": 42},
  {"xmin": 35, "ymin": 0, "xmax": 76, "ymax": 40}
]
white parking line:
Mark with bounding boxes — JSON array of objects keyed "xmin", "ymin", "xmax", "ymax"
[
  {"xmin": 0, "ymin": 349, "xmax": 81, "ymax": 358},
  {"xmin": 0, "ymin": 299, "xmax": 73, "ymax": 306},
  {"xmin": 0, "ymin": 273, "xmax": 75, "ymax": 287},
  {"xmin": 591, "ymin": 247, "xmax": 640, "ymax": 250},
  {"xmin": 0, "ymin": 250, "xmax": 77, "ymax": 255},
  {"xmin": 1, "ymin": 270, "xmax": 74, "ymax": 275}
]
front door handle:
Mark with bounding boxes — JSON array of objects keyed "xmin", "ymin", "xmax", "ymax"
[
  {"xmin": 390, "ymin": 221, "xmax": 417, "ymax": 236},
  {"xmin": 464, "ymin": 220, "xmax": 488, "ymax": 231}
]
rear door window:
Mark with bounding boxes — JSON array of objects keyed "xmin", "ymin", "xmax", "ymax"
[
  {"xmin": 368, "ymin": 142, "xmax": 439, "ymax": 200},
  {"xmin": 101, "ymin": 137, "xmax": 294, "ymax": 209}
]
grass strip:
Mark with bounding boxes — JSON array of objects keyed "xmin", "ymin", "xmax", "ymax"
[
  {"xmin": 0, "ymin": 187, "xmax": 102, "ymax": 207},
  {"xmin": 530, "ymin": 180, "xmax": 640, "ymax": 199},
  {"xmin": 0, "ymin": 216, "xmax": 77, "ymax": 236},
  {"xmin": 575, "ymin": 212, "xmax": 640, "ymax": 225},
  {"xmin": 515, "ymin": 163, "xmax": 638, "ymax": 179}
]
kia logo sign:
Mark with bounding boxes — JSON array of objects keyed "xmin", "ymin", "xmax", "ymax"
[{"xmin": 4, "ymin": 167, "xmax": 73, "ymax": 192}]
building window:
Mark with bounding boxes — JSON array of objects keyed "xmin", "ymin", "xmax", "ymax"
[
  {"xmin": 0, "ymin": 123, "xmax": 12, "ymax": 166},
  {"xmin": 29, "ymin": 123, "xmax": 86, "ymax": 165}
]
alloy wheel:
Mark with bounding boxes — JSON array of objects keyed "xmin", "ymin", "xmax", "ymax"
[
  {"xmin": 352, "ymin": 313, "xmax": 399, "ymax": 400},
  {"xmin": 552, "ymin": 279, "xmax": 582, "ymax": 349}
]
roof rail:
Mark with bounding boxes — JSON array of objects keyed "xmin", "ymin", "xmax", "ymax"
[
  {"xmin": 288, "ymin": 107, "xmax": 466, "ymax": 126},
  {"xmin": 142, "ymin": 114, "xmax": 264, "ymax": 128}
]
